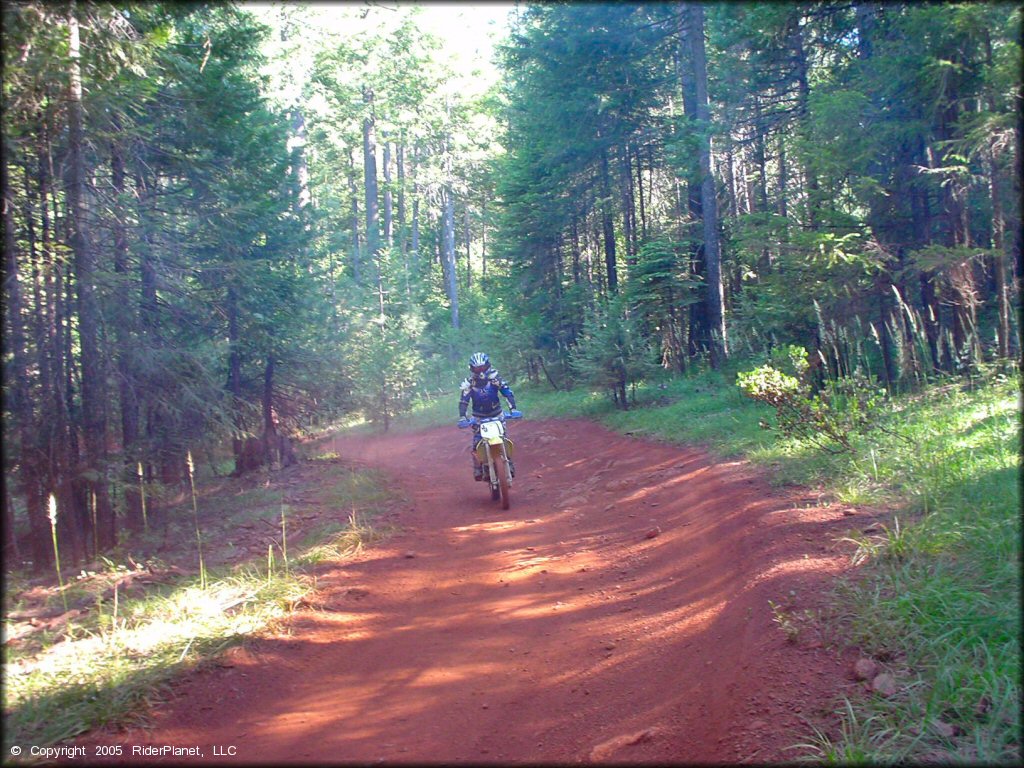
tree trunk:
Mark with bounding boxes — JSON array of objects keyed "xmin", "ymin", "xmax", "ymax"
[
  {"xmin": 678, "ymin": 8, "xmax": 706, "ymax": 358},
  {"xmin": 875, "ymin": 272, "xmax": 895, "ymax": 389},
  {"xmin": 442, "ymin": 186, "xmax": 460, "ymax": 328},
  {"xmin": 348, "ymin": 149, "xmax": 361, "ymax": 282},
  {"xmin": 937, "ymin": 97, "xmax": 980, "ymax": 365},
  {"xmin": 688, "ymin": 3, "xmax": 727, "ymax": 367},
  {"xmin": 4, "ymin": 140, "xmax": 50, "ymax": 571},
  {"xmin": 620, "ymin": 145, "xmax": 636, "ymax": 264},
  {"xmin": 291, "ymin": 108, "xmax": 311, "ymax": 212},
  {"xmin": 464, "ymin": 202, "xmax": 472, "ymax": 291},
  {"xmin": 481, "ymin": 194, "xmax": 488, "ymax": 284},
  {"xmin": 639, "ymin": 144, "xmax": 651, "ymax": 240},
  {"xmin": 790, "ymin": 14, "xmax": 819, "ymax": 230},
  {"xmin": 68, "ymin": 6, "xmax": 115, "ymax": 552},
  {"xmin": 278, "ymin": 17, "xmax": 311, "ymax": 213},
  {"xmin": 111, "ymin": 128, "xmax": 144, "ymax": 531},
  {"xmin": 599, "ymin": 145, "xmax": 618, "ymax": 293},
  {"xmin": 919, "ymin": 272, "xmax": 943, "ymax": 372},
  {"xmin": 362, "ymin": 86, "xmax": 380, "ymax": 261},
  {"xmin": 396, "ymin": 139, "xmax": 406, "ymax": 253},
  {"xmin": 411, "ymin": 144, "xmax": 420, "ymax": 276},
  {"xmin": 383, "ymin": 139, "xmax": 393, "ymax": 247},
  {"xmin": 262, "ymin": 353, "xmax": 277, "ymax": 468},
  {"xmin": 50, "ymin": 153, "xmax": 84, "ymax": 563},
  {"xmin": 990, "ymin": 152, "xmax": 1011, "ymax": 359},
  {"xmin": 28, "ymin": 151, "xmax": 69, "ymax": 563},
  {"xmin": 982, "ymin": 29, "xmax": 1012, "ymax": 359},
  {"xmin": 777, "ymin": 133, "xmax": 789, "ymax": 220},
  {"xmin": 227, "ymin": 285, "xmax": 246, "ymax": 473}
]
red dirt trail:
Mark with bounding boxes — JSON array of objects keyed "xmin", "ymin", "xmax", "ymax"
[{"xmin": 78, "ymin": 419, "xmax": 869, "ymax": 764}]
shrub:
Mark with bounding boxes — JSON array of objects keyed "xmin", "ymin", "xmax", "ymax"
[
  {"xmin": 736, "ymin": 345, "xmax": 885, "ymax": 453},
  {"xmin": 569, "ymin": 297, "xmax": 657, "ymax": 410}
]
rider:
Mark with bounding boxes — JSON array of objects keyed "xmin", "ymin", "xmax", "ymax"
[{"xmin": 458, "ymin": 352, "xmax": 521, "ymax": 480}]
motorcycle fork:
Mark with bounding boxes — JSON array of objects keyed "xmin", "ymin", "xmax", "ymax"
[
  {"xmin": 488, "ymin": 440, "xmax": 511, "ymax": 488},
  {"xmin": 485, "ymin": 441, "xmax": 500, "ymax": 491}
]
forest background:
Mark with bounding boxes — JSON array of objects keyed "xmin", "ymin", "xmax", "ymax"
[
  {"xmin": 6, "ymin": 0, "xmax": 1015, "ymax": 573},
  {"xmin": 3, "ymin": 0, "xmax": 1020, "ymax": 611},
  {"xmin": 2, "ymin": 1, "xmax": 1020, "ymax": 763}
]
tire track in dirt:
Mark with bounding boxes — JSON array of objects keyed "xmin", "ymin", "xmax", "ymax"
[{"xmin": 76, "ymin": 419, "xmax": 866, "ymax": 764}]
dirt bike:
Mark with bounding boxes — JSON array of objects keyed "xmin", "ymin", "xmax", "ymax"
[{"xmin": 459, "ymin": 411, "xmax": 522, "ymax": 510}]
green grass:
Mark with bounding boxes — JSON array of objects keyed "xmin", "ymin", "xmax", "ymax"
[
  {"xmin": 293, "ymin": 509, "xmax": 392, "ymax": 566},
  {"xmin": 423, "ymin": 364, "xmax": 1020, "ymax": 764},
  {"xmin": 810, "ymin": 375, "xmax": 1021, "ymax": 764},
  {"xmin": 398, "ymin": 365, "xmax": 775, "ymax": 457},
  {"xmin": 3, "ymin": 566, "xmax": 308, "ymax": 751},
  {"xmin": 509, "ymin": 366, "xmax": 774, "ymax": 457}
]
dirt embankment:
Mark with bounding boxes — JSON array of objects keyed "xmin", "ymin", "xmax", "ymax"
[{"xmin": 77, "ymin": 419, "xmax": 868, "ymax": 764}]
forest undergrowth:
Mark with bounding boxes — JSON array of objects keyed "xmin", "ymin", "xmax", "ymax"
[{"xmin": 1, "ymin": 449, "xmax": 400, "ymax": 754}]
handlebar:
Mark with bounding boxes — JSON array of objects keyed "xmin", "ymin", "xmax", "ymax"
[{"xmin": 458, "ymin": 411, "xmax": 522, "ymax": 429}]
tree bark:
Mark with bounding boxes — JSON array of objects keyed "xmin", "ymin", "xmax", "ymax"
[
  {"xmin": 411, "ymin": 144, "xmax": 420, "ymax": 276},
  {"xmin": 227, "ymin": 285, "xmax": 246, "ymax": 473},
  {"xmin": 688, "ymin": 3, "xmax": 727, "ymax": 366},
  {"xmin": 4, "ymin": 139, "xmax": 50, "ymax": 571},
  {"xmin": 790, "ymin": 13, "xmax": 819, "ymax": 230},
  {"xmin": 599, "ymin": 145, "xmax": 618, "ymax": 293},
  {"xmin": 464, "ymin": 202, "xmax": 472, "ymax": 291},
  {"xmin": 396, "ymin": 139, "xmax": 406, "ymax": 253},
  {"xmin": 111, "ymin": 127, "xmax": 144, "ymax": 531},
  {"xmin": 68, "ymin": 5, "xmax": 115, "ymax": 551},
  {"xmin": 777, "ymin": 133, "xmax": 789, "ymax": 220},
  {"xmin": 362, "ymin": 86, "xmax": 380, "ymax": 262},
  {"xmin": 262, "ymin": 352, "xmax": 277, "ymax": 467},
  {"xmin": 620, "ymin": 145, "xmax": 636, "ymax": 264},
  {"xmin": 291, "ymin": 108, "xmax": 311, "ymax": 212},
  {"xmin": 639, "ymin": 144, "xmax": 651, "ymax": 240},
  {"xmin": 383, "ymin": 139, "xmax": 393, "ymax": 247},
  {"xmin": 442, "ymin": 186, "xmax": 460, "ymax": 328},
  {"xmin": 481, "ymin": 194, "xmax": 488, "ymax": 284},
  {"xmin": 348, "ymin": 149, "xmax": 361, "ymax": 282},
  {"xmin": 982, "ymin": 29, "xmax": 1012, "ymax": 359}
]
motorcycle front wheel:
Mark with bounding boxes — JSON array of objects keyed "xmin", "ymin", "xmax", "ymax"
[{"xmin": 489, "ymin": 443, "xmax": 511, "ymax": 510}]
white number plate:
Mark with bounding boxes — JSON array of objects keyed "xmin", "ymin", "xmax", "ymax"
[{"xmin": 479, "ymin": 420, "xmax": 505, "ymax": 440}]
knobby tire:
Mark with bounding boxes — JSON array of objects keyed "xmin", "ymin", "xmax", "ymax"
[{"xmin": 490, "ymin": 443, "xmax": 511, "ymax": 510}]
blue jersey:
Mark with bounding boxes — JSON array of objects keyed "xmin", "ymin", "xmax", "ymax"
[{"xmin": 459, "ymin": 370, "xmax": 515, "ymax": 418}]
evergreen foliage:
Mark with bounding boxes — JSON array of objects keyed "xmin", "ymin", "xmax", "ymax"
[
  {"xmin": 570, "ymin": 296, "xmax": 658, "ymax": 410},
  {"xmin": 2, "ymin": 0, "xmax": 1019, "ymax": 578}
]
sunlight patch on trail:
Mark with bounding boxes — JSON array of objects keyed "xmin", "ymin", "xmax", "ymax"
[
  {"xmin": 746, "ymin": 556, "xmax": 843, "ymax": 590},
  {"xmin": 618, "ymin": 466, "xmax": 710, "ymax": 504}
]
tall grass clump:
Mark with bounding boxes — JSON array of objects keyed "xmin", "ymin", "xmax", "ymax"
[
  {"xmin": 813, "ymin": 370, "xmax": 1021, "ymax": 764},
  {"xmin": 47, "ymin": 494, "xmax": 68, "ymax": 613},
  {"xmin": 186, "ymin": 450, "xmax": 207, "ymax": 590},
  {"xmin": 2, "ymin": 566, "xmax": 309, "ymax": 753},
  {"xmin": 137, "ymin": 462, "xmax": 149, "ymax": 533}
]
